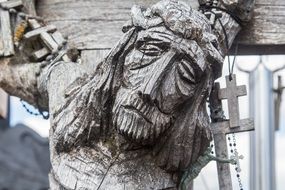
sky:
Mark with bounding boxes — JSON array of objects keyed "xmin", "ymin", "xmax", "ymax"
[{"xmin": 9, "ymin": 55, "xmax": 285, "ymax": 190}]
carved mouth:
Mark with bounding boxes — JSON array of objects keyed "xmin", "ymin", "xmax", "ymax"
[
  {"xmin": 113, "ymin": 95, "xmax": 173, "ymax": 143},
  {"xmin": 121, "ymin": 96, "xmax": 170, "ymax": 125}
]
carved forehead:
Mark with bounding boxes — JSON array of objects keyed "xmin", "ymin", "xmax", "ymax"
[
  {"xmin": 136, "ymin": 26, "xmax": 207, "ymax": 71},
  {"xmin": 122, "ymin": 0, "xmax": 224, "ymax": 78}
]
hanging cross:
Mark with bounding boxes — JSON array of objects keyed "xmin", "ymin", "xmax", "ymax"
[
  {"xmin": 0, "ymin": 0, "xmax": 23, "ymax": 56},
  {"xmin": 219, "ymin": 74, "xmax": 247, "ymax": 128},
  {"xmin": 209, "ymin": 80, "xmax": 254, "ymax": 190}
]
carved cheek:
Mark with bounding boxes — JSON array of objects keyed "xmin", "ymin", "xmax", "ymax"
[
  {"xmin": 123, "ymin": 50, "xmax": 160, "ymax": 88},
  {"xmin": 157, "ymin": 63, "xmax": 197, "ymax": 113}
]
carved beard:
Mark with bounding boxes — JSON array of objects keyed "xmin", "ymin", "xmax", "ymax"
[{"xmin": 112, "ymin": 92, "xmax": 172, "ymax": 145}]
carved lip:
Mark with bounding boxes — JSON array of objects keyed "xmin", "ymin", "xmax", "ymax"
[{"xmin": 122, "ymin": 105, "xmax": 153, "ymax": 124}]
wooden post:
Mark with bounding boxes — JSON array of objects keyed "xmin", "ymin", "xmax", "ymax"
[
  {"xmin": 210, "ymin": 79, "xmax": 254, "ymax": 190},
  {"xmin": 35, "ymin": 0, "xmax": 285, "ymax": 55},
  {"xmin": 0, "ymin": 88, "xmax": 8, "ymax": 119},
  {"xmin": 0, "ymin": 0, "xmax": 14, "ymax": 56}
]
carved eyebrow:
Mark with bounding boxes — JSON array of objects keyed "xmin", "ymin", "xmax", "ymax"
[{"xmin": 137, "ymin": 30, "xmax": 174, "ymax": 43}]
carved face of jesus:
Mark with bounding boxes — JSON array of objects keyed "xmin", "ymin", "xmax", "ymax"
[{"xmin": 112, "ymin": 26, "xmax": 207, "ymax": 145}]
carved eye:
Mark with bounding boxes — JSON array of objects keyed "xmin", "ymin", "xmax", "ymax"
[{"xmin": 136, "ymin": 40, "xmax": 169, "ymax": 56}]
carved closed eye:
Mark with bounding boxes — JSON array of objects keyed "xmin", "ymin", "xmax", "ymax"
[{"xmin": 136, "ymin": 39, "xmax": 170, "ymax": 56}]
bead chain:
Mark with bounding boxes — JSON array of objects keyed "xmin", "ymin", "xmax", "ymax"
[{"xmin": 228, "ymin": 134, "xmax": 244, "ymax": 190}]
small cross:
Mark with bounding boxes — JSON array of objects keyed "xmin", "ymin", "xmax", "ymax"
[
  {"xmin": 0, "ymin": 0, "xmax": 23, "ymax": 56},
  {"xmin": 24, "ymin": 19, "xmax": 66, "ymax": 60},
  {"xmin": 219, "ymin": 74, "xmax": 247, "ymax": 128},
  {"xmin": 209, "ymin": 82, "xmax": 254, "ymax": 190},
  {"xmin": 230, "ymin": 151, "xmax": 244, "ymax": 173}
]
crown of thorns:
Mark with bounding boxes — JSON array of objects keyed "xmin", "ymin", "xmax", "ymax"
[{"xmin": 123, "ymin": 0, "xmax": 224, "ymax": 79}]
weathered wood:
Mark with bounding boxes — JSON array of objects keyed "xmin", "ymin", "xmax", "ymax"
[
  {"xmin": 0, "ymin": 0, "xmax": 255, "ymax": 189},
  {"xmin": 24, "ymin": 24, "xmax": 57, "ymax": 39},
  {"xmin": 36, "ymin": 0, "xmax": 285, "ymax": 54},
  {"xmin": 211, "ymin": 119, "xmax": 254, "ymax": 135},
  {"xmin": 51, "ymin": 31, "xmax": 66, "ymax": 47},
  {"xmin": 80, "ymin": 49, "xmax": 109, "ymax": 74},
  {"xmin": 0, "ymin": 0, "xmax": 14, "ymax": 56},
  {"xmin": 25, "ymin": 19, "xmax": 63, "ymax": 60},
  {"xmin": 32, "ymin": 47, "xmax": 49, "ymax": 60},
  {"xmin": 22, "ymin": 0, "xmax": 37, "ymax": 16},
  {"xmin": 1, "ymin": 0, "xmax": 22, "ymax": 9},
  {"xmin": 0, "ymin": 88, "xmax": 8, "ymax": 119},
  {"xmin": 213, "ymin": 133, "xmax": 233, "ymax": 190},
  {"xmin": 209, "ymin": 83, "xmax": 233, "ymax": 190}
]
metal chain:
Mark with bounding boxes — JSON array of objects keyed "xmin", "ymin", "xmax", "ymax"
[{"xmin": 20, "ymin": 99, "xmax": 49, "ymax": 119}]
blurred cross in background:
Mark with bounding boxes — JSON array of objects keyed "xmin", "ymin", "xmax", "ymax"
[{"xmin": 0, "ymin": 88, "xmax": 9, "ymax": 129}]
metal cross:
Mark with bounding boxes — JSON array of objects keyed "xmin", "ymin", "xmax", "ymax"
[
  {"xmin": 209, "ymin": 81, "xmax": 254, "ymax": 190},
  {"xmin": 0, "ymin": 0, "xmax": 23, "ymax": 56},
  {"xmin": 219, "ymin": 74, "xmax": 247, "ymax": 128}
]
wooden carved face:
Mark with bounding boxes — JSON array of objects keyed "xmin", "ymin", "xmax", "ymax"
[{"xmin": 112, "ymin": 26, "xmax": 208, "ymax": 145}]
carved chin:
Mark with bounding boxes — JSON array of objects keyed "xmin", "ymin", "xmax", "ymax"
[{"xmin": 113, "ymin": 96, "xmax": 171, "ymax": 145}]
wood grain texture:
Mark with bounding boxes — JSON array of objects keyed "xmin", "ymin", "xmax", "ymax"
[
  {"xmin": 0, "ymin": 0, "xmax": 14, "ymax": 56},
  {"xmin": 36, "ymin": 0, "xmax": 285, "ymax": 54},
  {"xmin": 0, "ymin": 0, "xmax": 251, "ymax": 189}
]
